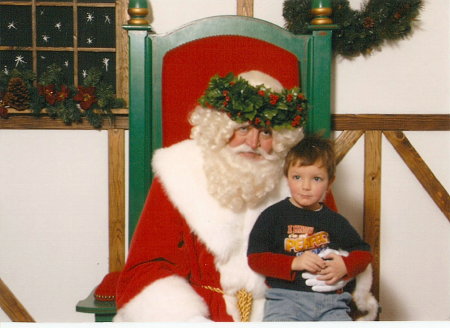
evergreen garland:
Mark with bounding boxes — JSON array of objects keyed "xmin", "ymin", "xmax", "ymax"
[
  {"xmin": 283, "ymin": 0, "xmax": 423, "ymax": 57},
  {"xmin": 0, "ymin": 64, "xmax": 125, "ymax": 128}
]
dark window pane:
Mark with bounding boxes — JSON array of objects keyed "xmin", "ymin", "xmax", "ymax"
[
  {"xmin": 78, "ymin": 7, "xmax": 115, "ymax": 48},
  {"xmin": 1, "ymin": 2, "xmax": 118, "ymax": 93},
  {"xmin": 36, "ymin": 6, "xmax": 74, "ymax": 47},
  {"xmin": 0, "ymin": 51, "xmax": 33, "ymax": 73},
  {"xmin": 78, "ymin": 52, "xmax": 116, "ymax": 90},
  {"xmin": 37, "ymin": 51, "xmax": 74, "ymax": 85},
  {"xmin": 0, "ymin": 5, "xmax": 32, "ymax": 46}
]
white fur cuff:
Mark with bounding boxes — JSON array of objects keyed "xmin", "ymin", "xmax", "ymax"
[{"xmin": 114, "ymin": 275, "xmax": 210, "ymax": 322}]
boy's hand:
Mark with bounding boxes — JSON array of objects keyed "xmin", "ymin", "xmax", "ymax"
[
  {"xmin": 317, "ymin": 253, "xmax": 347, "ymax": 285},
  {"xmin": 291, "ymin": 251, "xmax": 327, "ymax": 273}
]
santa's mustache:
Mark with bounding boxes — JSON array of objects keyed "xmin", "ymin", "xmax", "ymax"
[{"xmin": 228, "ymin": 144, "xmax": 279, "ymax": 161}]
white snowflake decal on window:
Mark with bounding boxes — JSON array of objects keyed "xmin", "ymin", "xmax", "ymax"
[
  {"xmin": 86, "ymin": 12, "xmax": 95, "ymax": 22},
  {"xmin": 102, "ymin": 58, "xmax": 110, "ymax": 72},
  {"xmin": 14, "ymin": 55, "xmax": 27, "ymax": 67},
  {"xmin": 8, "ymin": 22, "xmax": 17, "ymax": 30}
]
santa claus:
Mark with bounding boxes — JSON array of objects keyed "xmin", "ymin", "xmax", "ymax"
[{"xmin": 113, "ymin": 70, "xmax": 377, "ymax": 322}]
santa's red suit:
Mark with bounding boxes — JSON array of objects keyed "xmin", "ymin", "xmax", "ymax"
[{"xmin": 114, "ymin": 140, "xmax": 376, "ymax": 322}]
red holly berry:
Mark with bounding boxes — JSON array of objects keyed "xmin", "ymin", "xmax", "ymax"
[
  {"xmin": 269, "ymin": 94, "xmax": 279, "ymax": 105},
  {"xmin": 291, "ymin": 115, "xmax": 302, "ymax": 127}
]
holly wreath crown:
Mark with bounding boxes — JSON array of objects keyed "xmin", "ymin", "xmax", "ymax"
[{"xmin": 198, "ymin": 72, "xmax": 307, "ymax": 130}]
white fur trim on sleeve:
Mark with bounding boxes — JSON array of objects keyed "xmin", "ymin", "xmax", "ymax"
[
  {"xmin": 113, "ymin": 275, "xmax": 210, "ymax": 322},
  {"xmin": 353, "ymin": 264, "xmax": 379, "ymax": 321}
]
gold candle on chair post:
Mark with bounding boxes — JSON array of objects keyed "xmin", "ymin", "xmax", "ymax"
[{"xmin": 311, "ymin": 0, "xmax": 333, "ymax": 25}]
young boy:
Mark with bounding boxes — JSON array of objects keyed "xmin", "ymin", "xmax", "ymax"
[{"xmin": 247, "ymin": 136, "xmax": 372, "ymax": 321}]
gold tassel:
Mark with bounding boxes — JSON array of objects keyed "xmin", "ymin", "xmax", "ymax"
[
  {"xmin": 202, "ymin": 285, "xmax": 254, "ymax": 322},
  {"xmin": 236, "ymin": 288, "xmax": 253, "ymax": 322}
]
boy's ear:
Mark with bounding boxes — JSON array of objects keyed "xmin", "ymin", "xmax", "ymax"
[{"xmin": 328, "ymin": 176, "xmax": 336, "ymax": 190}]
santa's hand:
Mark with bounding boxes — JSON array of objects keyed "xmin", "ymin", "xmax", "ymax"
[{"xmin": 302, "ymin": 272, "xmax": 348, "ymax": 292}]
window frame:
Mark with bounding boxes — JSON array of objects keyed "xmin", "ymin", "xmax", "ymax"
[{"xmin": 0, "ymin": 0, "xmax": 128, "ymax": 101}]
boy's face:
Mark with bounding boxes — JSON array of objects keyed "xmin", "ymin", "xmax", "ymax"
[{"xmin": 287, "ymin": 161, "xmax": 333, "ymax": 211}]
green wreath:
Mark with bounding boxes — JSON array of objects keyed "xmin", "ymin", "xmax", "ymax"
[{"xmin": 283, "ymin": 0, "xmax": 423, "ymax": 57}]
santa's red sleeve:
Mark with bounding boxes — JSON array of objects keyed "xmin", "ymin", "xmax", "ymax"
[
  {"xmin": 115, "ymin": 178, "xmax": 190, "ymax": 308},
  {"xmin": 343, "ymin": 250, "xmax": 372, "ymax": 279}
]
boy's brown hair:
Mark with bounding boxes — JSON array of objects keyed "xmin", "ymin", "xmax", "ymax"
[{"xmin": 283, "ymin": 136, "xmax": 336, "ymax": 180}]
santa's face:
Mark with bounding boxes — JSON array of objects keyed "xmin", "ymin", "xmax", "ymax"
[{"xmin": 227, "ymin": 125, "xmax": 273, "ymax": 160}]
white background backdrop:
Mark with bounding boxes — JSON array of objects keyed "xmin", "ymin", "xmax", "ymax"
[{"xmin": 0, "ymin": 0, "xmax": 449, "ymax": 322}]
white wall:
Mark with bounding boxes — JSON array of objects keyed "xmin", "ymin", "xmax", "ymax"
[
  {"xmin": 0, "ymin": 0, "xmax": 448, "ymax": 322},
  {"xmin": 332, "ymin": 0, "xmax": 450, "ymax": 321},
  {"xmin": 0, "ymin": 130, "xmax": 110, "ymax": 322}
]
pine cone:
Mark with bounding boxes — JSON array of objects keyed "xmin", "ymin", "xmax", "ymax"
[
  {"xmin": 363, "ymin": 17, "xmax": 375, "ymax": 29},
  {"xmin": 3, "ymin": 77, "xmax": 31, "ymax": 111}
]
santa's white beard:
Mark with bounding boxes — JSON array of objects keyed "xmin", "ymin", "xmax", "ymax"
[{"xmin": 202, "ymin": 144, "xmax": 284, "ymax": 212}]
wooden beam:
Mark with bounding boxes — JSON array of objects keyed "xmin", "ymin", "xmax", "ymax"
[
  {"xmin": 364, "ymin": 131, "xmax": 382, "ymax": 300},
  {"xmin": 116, "ymin": 0, "xmax": 129, "ymax": 101},
  {"xmin": 0, "ymin": 278, "xmax": 35, "ymax": 322},
  {"xmin": 0, "ymin": 115, "xmax": 128, "ymax": 130},
  {"xmin": 384, "ymin": 131, "xmax": 450, "ymax": 221},
  {"xmin": 3, "ymin": 114, "xmax": 449, "ymax": 132},
  {"xmin": 333, "ymin": 114, "xmax": 450, "ymax": 131},
  {"xmin": 108, "ymin": 129, "xmax": 126, "ymax": 272},
  {"xmin": 237, "ymin": 0, "xmax": 253, "ymax": 17},
  {"xmin": 334, "ymin": 130, "xmax": 364, "ymax": 164}
]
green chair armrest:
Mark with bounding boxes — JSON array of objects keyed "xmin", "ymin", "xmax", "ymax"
[{"xmin": 76, "ymin": 288, "xmax": 116, "ymax": 322}]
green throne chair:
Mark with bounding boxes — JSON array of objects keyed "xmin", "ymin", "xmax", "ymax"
[{"xmin": 76, "ymin": 0, "xmax": 335, "ymax": 322}]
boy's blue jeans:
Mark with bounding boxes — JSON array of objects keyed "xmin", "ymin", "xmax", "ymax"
[{"xmin": 263, "ymin": 288, "xmax": 352, "ymax": 321}]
